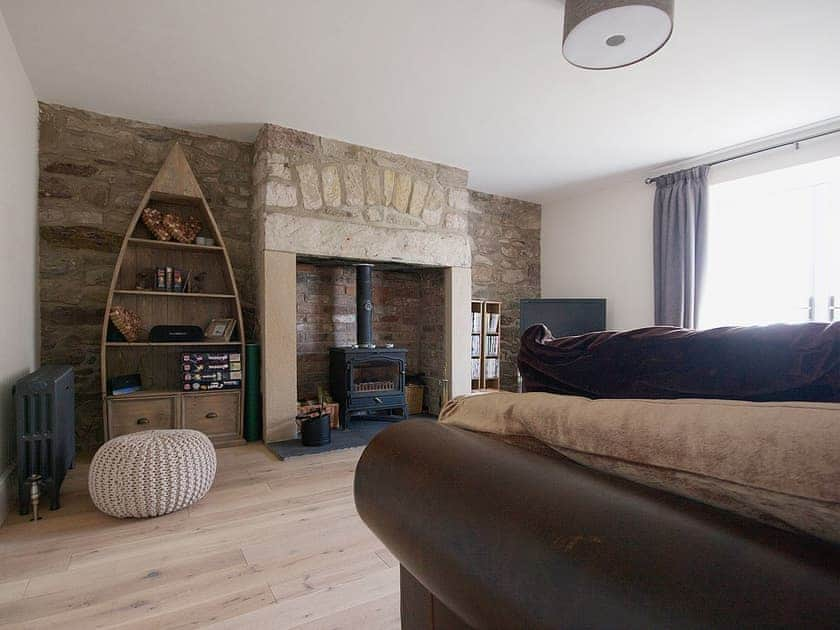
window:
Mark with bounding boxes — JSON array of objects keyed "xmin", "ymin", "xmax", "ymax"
[{"xmin": 699, "ymin": 156, "xmax": 840, "ymax": 328}]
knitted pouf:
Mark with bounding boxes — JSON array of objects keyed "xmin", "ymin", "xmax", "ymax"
[{"xmin": 89, "ymin": 429, "xmax": 216, "ymax": 518}]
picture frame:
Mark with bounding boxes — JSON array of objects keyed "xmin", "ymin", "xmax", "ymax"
[{"xmin": 204, "ymin": 318, "xmax": 236, "ymax": 342}]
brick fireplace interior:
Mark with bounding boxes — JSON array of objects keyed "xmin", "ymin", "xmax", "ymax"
[{"xmin": 296, "ymin": 258, "xmax": 447, "ymax": 414}]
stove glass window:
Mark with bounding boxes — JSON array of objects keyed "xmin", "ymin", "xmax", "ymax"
[{"xmin": 352, "ymin": 358, "xmax": 400, "ymax": 393}]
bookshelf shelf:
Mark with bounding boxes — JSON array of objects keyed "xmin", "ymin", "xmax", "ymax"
[
  {"xmin": 100, "ymin": 143, "xmax": 246, "ymax": 447},
  {"xmin": 113, "ymin": 289, "xmax": 236, "ymax": 299},
  {"xmin": 127, "ymin": 237, "xmax": 224, "ymax": 253},
  {"xmin": 470, "ymin": 299, "xmax": 501, "ymax": 392}
]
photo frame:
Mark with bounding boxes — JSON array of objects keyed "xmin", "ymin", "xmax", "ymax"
[{"xmin": 204, "ymin": 318, "xmax": 236, "ymax": 342}]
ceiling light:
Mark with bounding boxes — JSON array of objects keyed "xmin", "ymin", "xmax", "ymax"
[{"xmin": 562, "ymin": 0, "xmax": 674, "ymax": 70}]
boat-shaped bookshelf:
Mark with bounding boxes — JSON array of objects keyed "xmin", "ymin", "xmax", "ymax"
[{"xmin": 100, "ymin": 143, "xmax": 246, "ymax": 447}]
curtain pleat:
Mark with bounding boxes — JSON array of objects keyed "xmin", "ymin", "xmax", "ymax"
[{"xmin": 653, "ymin": 166, "xmax": 709, "ymax": 328}]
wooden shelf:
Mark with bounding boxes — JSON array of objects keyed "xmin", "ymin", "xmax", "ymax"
[
  {"xmin": 127, "ymin": 237, "xmax": 224, "ymax": 253},
  {"xmin": 101, "ymin": 143, "xmax": 246, "ymax": 447},
  {"xmin": 106, "ymin": 341, "xmax": 241, "ymax": 347},
  {"xmin": 113, "ymin": 289, "xmax": 236, "ymax": 299},
  {"xmin": 471, "ymin": 299, "xmax": 502, "ymax": 392},
  {"xmin": 106, "ymin": 388, "xmax": 241, "ymax": 401}
]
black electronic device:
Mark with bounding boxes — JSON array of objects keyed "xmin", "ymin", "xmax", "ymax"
[{"xmin": 149, "ymin": 325, "xmax": 204, "ymax": 343}]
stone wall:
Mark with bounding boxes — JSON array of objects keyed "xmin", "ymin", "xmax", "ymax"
[
  {"xmin": 296, "ymin": 265, "xmax": 443, "ymax": 401},
  {"xmin": 253, "ymin": 124, "xmax": 473, "ymax": 270},
  {"xmin": 468, "ymin": 191, "xmax": 541, "ymax": 391},
  {"xmin": 37, "ymin": 108, "xmax": 539, "ymax": 449},
  {"xmin": 38, "ymin": 104, "xmax": 253, "ymax": 451}
]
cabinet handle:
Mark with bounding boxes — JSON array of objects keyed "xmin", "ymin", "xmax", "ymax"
[
  {"xmin": 205, "ymin": 412, "xmax": 219, "ymax": 419},
  {"xmin": 136, "ymin": 417, "xmax": 150, "ymax": 425}
]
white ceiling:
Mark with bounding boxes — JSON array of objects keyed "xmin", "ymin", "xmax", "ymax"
[{"xmin": 2, "ymin": 0, "xmax": 840, "ymax": 202}]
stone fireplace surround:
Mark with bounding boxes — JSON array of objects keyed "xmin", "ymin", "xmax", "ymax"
[{"xmin": 253, "ymin": 124, "xmax": 473, "ymax": 442}]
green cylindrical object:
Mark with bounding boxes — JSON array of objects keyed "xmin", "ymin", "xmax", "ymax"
[{"xmin": 244, "ymin": 343, "xmax": 262, "ymax": 441}]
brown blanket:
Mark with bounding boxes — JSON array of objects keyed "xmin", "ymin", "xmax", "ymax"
[
  {"xmin": 440, "ymin": 392, "xmax": 840, "ymax": 544},
  {"xmin": 519, "ymin": 323, "xmax": 840, "ymax": 402}
]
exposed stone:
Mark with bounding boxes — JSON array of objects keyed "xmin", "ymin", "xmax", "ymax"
[
  {"xmin": 321, "ymin": 165, "xmax": 342, "ymax": 208},
  {"xmin": 322, "ymin": 205, "xmax": 363, "ymax": 221},
  {"xmin": 253, "ymin": 151, "xmax": 291, "ymax": 183},
  {"xmin": 443, "ymin": 213, "xmax": 467, "ymax": 232},
  {"xmin": 392, "ymin": 173, "xmax": 412, "ymax": 212},
  {"xmin": 448, "ymin": 188, "xmax": 471, "ymax": 211},
  {"xmin": 296, "ymin": 163, "xmax": 323, "ymax": 210},
  {"xmin": 343, "ymin": 164, "xmax": 365, "ymax": 207},
  {"xmin": 383, "ymin": 169, "xmax": 395, "ymax": 206},
  {"xmin": 265, "ymin": 180, "xmax": 298, "ymax": 208},
  {"xmin": 384, "ymin": 208, "xmax": 425, "ymax": 229},
  {"xmin": 471, "ymin": 264, "xmax": 494, "ymax": 284},
  {"xmin": 39, "ymin": 176, "xmax": 72, "ymax": 198},
  {"xmin": 365, "ymin": 166, "xmax": 382, "ymax": 205},
  {"xmin": 44, "ymin": 162, "xmax": 98, "ymax": 177},
  {"xmin": 372, "ymin": 150, "xmax": 408, "ymax": 171},
  {"xmin": 265, "ymin": 213, "xmax": 472, "ymax": 268},
  {"xmin": 408, "ymin": 180, "xmax": 429, "ymax": 217},
  {"xmin": 501, "ymin": 269, "xmax": 528, "ymax": 284},
  {"xmin": 40, "ymin": 225, "xmax": 122, "ymax": 252},
  {"xmin": 262, "ymin": 124, "xmax": 317, "ymax": 154},
  {"xmin": 321, "ymin": 138, "xmax": 359, "ymax": 160},
  {"xmin": 81, "ymin": 183, "xmax": 109, "ymax": 207},
  {"xmin": 421, "ymin": 205, "xmax": 442, "ymax": 226},
  {"xmin": 68, "ymin": 208, "xmax": 104, "ymax": 225},
  {"xmin": 364, "ymin": 206, "xmax": 384, "ymax": 223},
  {"xmin": 436, "ymin": 164, "xmax": 469, "ymax": 188}
]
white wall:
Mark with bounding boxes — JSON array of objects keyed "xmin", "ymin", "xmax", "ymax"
[
  {"xmin": 0, "ymin": 10, "xmax": 39, "ymax": 525},
  {"xmin": 541, "ymin": 121, "xmax": 840, "ymax": 333},
  {"xmin": 541, "ymin": 180, "xmax": 655, "ymax": 331}
]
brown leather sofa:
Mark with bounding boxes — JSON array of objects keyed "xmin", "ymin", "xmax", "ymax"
[{"xmin": 355, "ymin": 420, "xmax": 840, "ymax": 629}]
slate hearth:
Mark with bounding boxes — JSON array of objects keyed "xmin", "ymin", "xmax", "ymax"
[{"xmin": 267, "ymin": 416, "xmax": 435, "ymax": 460}]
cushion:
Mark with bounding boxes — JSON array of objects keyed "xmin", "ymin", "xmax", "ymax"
[
  {"xmin": 439, "ymin": 392, "xmax": 840, "ymax": 543},
  {"xmin": 89, "ymin": 429, "xmax": 216, "ymax": 518}
]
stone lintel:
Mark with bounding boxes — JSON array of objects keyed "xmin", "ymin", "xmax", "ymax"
[{"xmin": 263, "ymin": 213, "xmax": 471, "ymax": 268}]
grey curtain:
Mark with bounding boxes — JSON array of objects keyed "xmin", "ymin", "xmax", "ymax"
[{"xmin": 653, "ymin": 166, "xmax": 709, "ymax": 328}]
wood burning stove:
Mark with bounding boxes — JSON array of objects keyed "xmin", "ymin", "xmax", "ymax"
[{"xmin": 329, "ymin": 264, "xmax": 408, "ymax": 429}]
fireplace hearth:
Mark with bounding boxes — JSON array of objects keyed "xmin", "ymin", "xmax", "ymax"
[{"xmin": 329, "ymin": 263, "xmax": 408, "ymax": 429}]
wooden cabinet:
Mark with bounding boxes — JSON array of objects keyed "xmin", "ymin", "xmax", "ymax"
[
  {"xmin": 182, "ymin": 391, "xmax": 240, "ymax": 443},
  {"xmin": 107, "ymin": 391, "xmax": 241, "ymax": 447},
  {"xmin": 107, "ymin": 393, "xmax": 179, "ymax": 436}
]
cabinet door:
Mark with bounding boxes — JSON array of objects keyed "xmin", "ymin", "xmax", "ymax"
[
  {"xmin": 107, "ymin": 395, "xmax": 178, "ymax": 438},
  {"xmin": 182, "ymin": 391, "xmax": 240, "ymax": 441}
]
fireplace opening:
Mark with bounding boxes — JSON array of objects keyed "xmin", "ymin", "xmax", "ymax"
[{"xmin": 296, "ymin": 257, "xmax": 446, "ymax": 429}]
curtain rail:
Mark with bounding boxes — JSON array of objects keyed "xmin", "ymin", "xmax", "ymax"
[{"xmin": 645, "ymin": 127, "xmax": 840, "ymax": 184}]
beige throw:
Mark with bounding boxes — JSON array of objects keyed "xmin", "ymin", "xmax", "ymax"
[{"xmin": 439, "ymin": 392, "xmax": 840, "ymax": 543}]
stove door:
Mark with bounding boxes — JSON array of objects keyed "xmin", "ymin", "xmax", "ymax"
[{"xmin": 348, "ymin": 356, "xmax": 404, "ymax": 404}]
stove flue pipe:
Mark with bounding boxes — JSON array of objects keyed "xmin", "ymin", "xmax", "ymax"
[{"xmin": 355, "ymin": 264, "xmax": 374, "ymax": 348}]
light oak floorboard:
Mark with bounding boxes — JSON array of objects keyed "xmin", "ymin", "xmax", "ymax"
[{"xmin": 0, "ymin": 444, "xmax": 398, "ymax": 629}]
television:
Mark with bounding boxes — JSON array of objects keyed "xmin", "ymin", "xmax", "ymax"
[{"xmin": 520, "ymin": 298, "xmax": 607, "ymax": 338}]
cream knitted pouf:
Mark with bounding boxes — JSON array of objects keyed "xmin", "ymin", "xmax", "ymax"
[{"xmin": 89, "ymin": 429, "xmax": 216, "ymax": 518}]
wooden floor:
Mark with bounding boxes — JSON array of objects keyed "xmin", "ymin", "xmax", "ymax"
[{"xmin": 0, "ymin": 444, "xmax": 400, "ymax": 629}]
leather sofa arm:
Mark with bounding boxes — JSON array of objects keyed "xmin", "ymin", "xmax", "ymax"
[{"xmin": 354, "ymin": 420, "xmax": 840, "ymax": 629}]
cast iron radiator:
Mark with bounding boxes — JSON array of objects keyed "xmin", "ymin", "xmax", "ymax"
[{"xmin": 14, "ymin": 365, "xmax": 75, "ymax": 514}]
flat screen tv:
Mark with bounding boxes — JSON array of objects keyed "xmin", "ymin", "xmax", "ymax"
[{"xmin": 520, "ymin": 298, "xmax": 607, "ymax": 338}]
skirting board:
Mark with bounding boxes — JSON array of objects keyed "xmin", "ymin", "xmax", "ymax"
[{"xmin": 0, "ymin": 465, "xmax": 13, "ymax": 527}]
